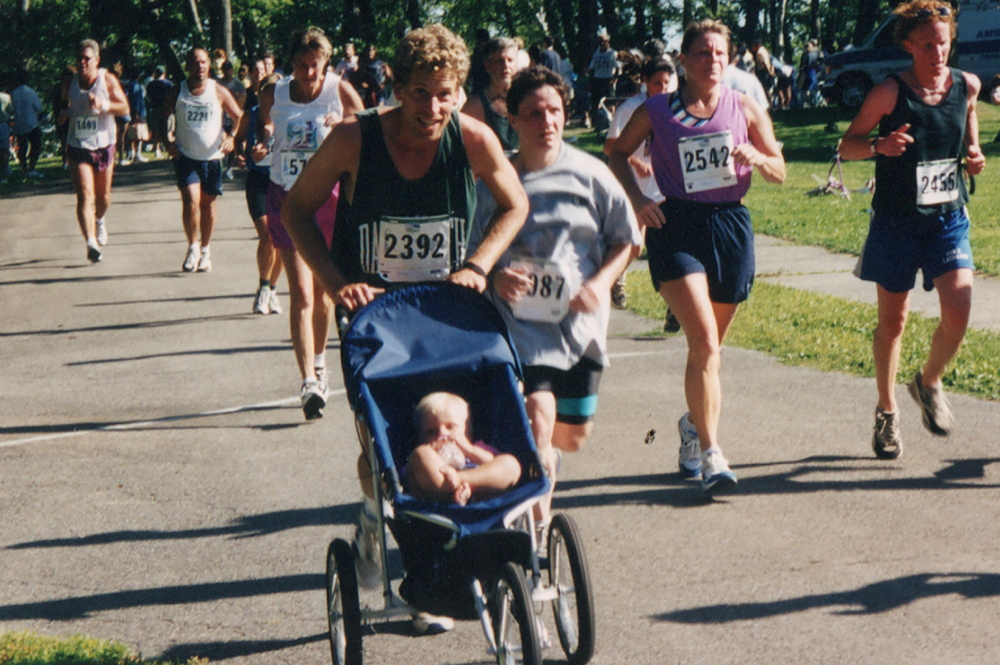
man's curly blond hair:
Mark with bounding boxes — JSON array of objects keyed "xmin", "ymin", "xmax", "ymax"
[{"xmin": 392, "ymin": 24, "xmax": 470, "ymax": 88}]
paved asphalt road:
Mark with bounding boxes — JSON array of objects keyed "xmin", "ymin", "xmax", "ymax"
[{"xmin": 2, "ymin": 162, "xmax": 1000, "ymax": 665}]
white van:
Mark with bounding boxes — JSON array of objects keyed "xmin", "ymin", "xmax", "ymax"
[{"xmin": 822, "ymin": 0, "xmax": 1000, "ymax": 108}]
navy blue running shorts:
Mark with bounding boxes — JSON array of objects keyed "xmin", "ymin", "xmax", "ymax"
[
  {"xmin": 644, "ymin": 198, "xmax": 755, "ymax": 304},
  {"xmin": 173, "ymin": 154, "xmax": 223, "ymax": 197},
  {"xmin": 857, "ymin": 207, "xmax": 974, "ymax": 293}
]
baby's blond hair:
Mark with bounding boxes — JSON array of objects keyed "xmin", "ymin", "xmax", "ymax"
[{"xmin": 414, "ymin": 392, "xmax": 471, "ymax": 438}]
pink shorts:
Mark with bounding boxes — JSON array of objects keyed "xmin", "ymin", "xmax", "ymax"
[{"xmin": 265, "ymin": 181, "xmax": 338, "ymax": 250}]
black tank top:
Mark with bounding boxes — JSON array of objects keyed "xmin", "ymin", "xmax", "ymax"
[
  {"xmin": 330, "ymin": 108, "xmax": 477, "ymax": 288},
  {"xmin": 477, "ymin": 89, "xmax": 519, "ymax": 154},
  {"xmin": 872, "ymin": 68, "xmax": 969, "ymax": 219}
]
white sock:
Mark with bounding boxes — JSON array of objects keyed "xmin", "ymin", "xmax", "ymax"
[
  {"xmin": 96, "ymin": 217, "xmax": 105, "ymax": 225},
  {"xmin": 189, "ymin": 242, "xmax": 200, "ymax": 252},
  {"xmin": 314, "ymin": 353, "xmax": 326, "ymax": 370},
  {"xmin": 86, "ymin": 238, "xmax": 99, "ymax": 249},
  {"xmin": 363, "ymin": 495, "xmax": 378, "ymax": 520}
]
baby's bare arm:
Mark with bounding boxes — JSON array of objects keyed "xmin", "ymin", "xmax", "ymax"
[{"xmin": 455, "ymin": 438, "xmax": 494, "ymax": 465}]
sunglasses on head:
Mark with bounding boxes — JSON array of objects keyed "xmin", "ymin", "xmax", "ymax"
[{"xmin": 916, "ymin": 6, "xmax": 951, "ymax": 19}]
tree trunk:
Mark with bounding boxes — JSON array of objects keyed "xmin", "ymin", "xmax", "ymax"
[
  {"xmin": 853, "ymin": 0, "xmax": 881, "ymax": 46},
  {"xmin": 633, "ymin": 0, "xmax": 646, "ymax": 41},
  {"xmin": 405, "ymin": 0, "xmax": 420, "ymax": 31},
  {"xmin": 809, "ymin": 0, "xmax": 821, "ymax": 41},
  {"xmin": 742, "ymin": 0, "xmax": 762, "ymax": 43},
  {"xmin": 770, "ymin": 0, "xmax": 787, "ymax": 58},
  {"xmin": 208, "ymin": 0, "xmax": 232, "ymax": 55},
  {"xmin": 682, "ymin": 0, "xmax": 693, "ymax": 31}
]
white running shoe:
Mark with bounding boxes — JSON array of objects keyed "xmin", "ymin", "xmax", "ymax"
[
  {"xmin": 700, "ymin": 448, "xmax": 737, "ymax": 495},
  {"xmin": 354, "ymin": 505, "xmax": 382, "ymax": 590},
  {"xmin": 196, "ymin": 247, "xmax": 212, "ymax": 272},
  {"xmin": 182, "ymin": 246, "xmax": 200, "ymax": 272},
  {"xmin": 95, "ymin": 219, "xmax": 108, "ymax": 246},
  {"xmin": 253, "ymin": 286, "xmax": 270, "ymax": 314},
  {"xmin": 267, "ymin": 289, "xmax": 282, "ymax": 314},
  {"xmin": 301, "ymin": 378, "xmax": 325, "ymax": 420},
  {"xmin": 412, "ymin": 612, "xmax": 455, "ymax": 635},
  {"xmin": 677, "ymin": 413, "xmax": 702, "ymax": 479}
]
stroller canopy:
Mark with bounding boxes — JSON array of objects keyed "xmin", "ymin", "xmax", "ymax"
[{"xmin": 341, "ymin": 282, "xmax": 523, "ymax": 410}]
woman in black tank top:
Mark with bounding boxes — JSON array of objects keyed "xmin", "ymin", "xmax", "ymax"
[
  {"xmin": 461, "ymin": 37, "xmax": 519, "ymax": 153},
  {"xmin": 840, "ymin": 0, "xmax": 984, "ymax": 460}
]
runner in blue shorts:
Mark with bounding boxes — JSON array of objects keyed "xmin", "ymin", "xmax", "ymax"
[
  {"xmin": 841, "ymin": 0, "xmax": 984, "ymax": 459},
  {"xmin": 610, "ymin": 20, "xmax": 785, "ymax": 495}
]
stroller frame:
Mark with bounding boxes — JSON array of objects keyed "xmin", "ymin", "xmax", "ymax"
[{"xmin": 323, "ymin": 283, "xmax": 595, "ymax": 665}]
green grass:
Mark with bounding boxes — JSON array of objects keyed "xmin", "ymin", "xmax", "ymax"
[
  {"xmin": 0, "ymin": 632, "xmax": 206, "ymax": 664},
  {"xmin": 625, "ymin": 271, "xmax": 1000, "ymax": 401},
  {"xmin": 747, "ymin": 102, "xmax": 1000, "ymax": 277}
]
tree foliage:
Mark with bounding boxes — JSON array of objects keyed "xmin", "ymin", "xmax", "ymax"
[{"xmin": 2, "ymin": 0, "xmax": 892, "ymax": 116}]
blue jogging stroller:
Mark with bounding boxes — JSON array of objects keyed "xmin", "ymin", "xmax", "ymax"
[{"xmin": 325, "ymin": 283, "xmax": 595, "ymax": 665}]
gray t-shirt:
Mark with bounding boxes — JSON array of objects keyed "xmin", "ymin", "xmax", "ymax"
[{"xmin": 469, "ymin": 143, "xmax": 640, "ymax": 370}]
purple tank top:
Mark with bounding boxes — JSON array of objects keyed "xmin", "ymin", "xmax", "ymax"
[{"xmin": 647, "ymin": 85, "xmax": 752, "ymax": 203}]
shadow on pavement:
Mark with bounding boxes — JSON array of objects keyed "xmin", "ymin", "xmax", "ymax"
[
  {"xmin": 7, "ymin": 504, "xmax": 359, "ymax": 550},
  {"xmin": 552, "ymin": 456, "xmax": 1000, "ymax": 510},
  {"xmin": 0, "ymin": 312, "xmax": 255, "ymax": 338},
  {"xmin": 653, "ymin": 572, "xmax": 1000, "ymax": 623},
  {"xmin": 65, "ymin": 343, "xmax": 291, "ymax": 366},
  {"xmin": 159, "ymin": 633, "xmax": 328, "ymax": 664},
  {"xmin": 0, "ymin": 574, "xmax": 324, "ymax": 621}
]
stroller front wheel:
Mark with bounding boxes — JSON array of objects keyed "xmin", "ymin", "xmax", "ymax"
[
  {"xmin": 493, "ymin": 562, "xmax": 542, "ymax": 665},
  {"xmin": 326, "ymin": 538, "xmax": 363, "ymax": 665},
  {"xmin": 548, "ymin": 513, "xmax": 595, "ymax": 665}
]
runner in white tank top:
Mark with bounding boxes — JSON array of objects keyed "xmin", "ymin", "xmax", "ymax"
[
  {"xmin": 161, "ymin": 47, "xmax": 242, "ymax": 273},
  {"xmin": 58, "ymin": 39, "xmax": 129, "ymax": 264},
  {"xmin": 249, "ymin": 27, "xmax": 364, "ymax": 422},
  {"xmin": 67, "ymin": 68, "xmax": 116, "ymax": 151},
  {"xmin": 268, "ymin": 74, "xmax": 344, "ymax": 191},
  {"xmin": 174, "ymin": 79, "xmax": 225, "ymax": 161}
]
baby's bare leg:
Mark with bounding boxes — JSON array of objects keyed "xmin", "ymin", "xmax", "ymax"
[
  {"xmin": 455, "ymin": 454, "xmax": 521, "ymax": 501},
  {"xmin": 440, "ymin": 466, "xmax": 472, "ymax": 505},
  {"xmin": 406, "ymin": 444, "xmax": 455, "ymax": 503}
]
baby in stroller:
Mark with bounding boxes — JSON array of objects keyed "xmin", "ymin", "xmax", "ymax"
[{"xmin": 405, "ymin": 392, "xmax": 521, "ymax": 506}]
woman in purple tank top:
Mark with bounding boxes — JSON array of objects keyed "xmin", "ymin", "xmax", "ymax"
[{"xmin": 609, "ymin": 19, "xmax": 785, "ymax": 496}]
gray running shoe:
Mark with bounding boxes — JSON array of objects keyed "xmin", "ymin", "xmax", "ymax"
[
  {"xmin": 907, "ymin": 371, "xmax": 953, "ymax": 436},
  {"xmin": 872, "ymin": 408, "xmax": 902, "ymax": 459}
]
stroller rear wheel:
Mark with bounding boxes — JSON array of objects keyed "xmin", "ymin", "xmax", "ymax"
[
  {"xmin": 326, "ymin": 538, "xmax": 363, "ymax": 665},
  {"xmin": 493, "ymin": 562, "xmax": 542, "ymax": 665},
  {"xmin": 548, "ymin": 513, "xmax": 595, "ymax": 665}
]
